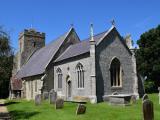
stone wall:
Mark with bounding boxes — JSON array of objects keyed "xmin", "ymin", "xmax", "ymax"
[
  {"xmin": 54, "ymin": 53, "xmax": 91, "ymax": 101},
  {"xmin": 43, "ymin": 29, "xmax": 80, "ymax": 96},
  {"xmin": 23, "ymin": 75, "xmax": 43, "ymax": 100},
  {"xmin": 96, "ymin": 30, "xmax": 135, "ymax": 101},
  {"xmin": 12, "ymin": 51, "xmax": 20, "ymax": 76}
]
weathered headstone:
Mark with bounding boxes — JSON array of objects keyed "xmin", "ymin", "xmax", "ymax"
[
  {"xmin": 76, "ymin": 104, "xmax": 86, "ymax": 115},
  {"xmin": 49, "ymin": 89, "xmax": 57, "ymax": 104},
  {"xmin": 55, "ymin": 98, "xmax": 64, "ymax": 109},
  {"xmin": 158, "ymin": 87, "xmax": 160, "ymax": 104},
  {"xmin": 35, "ymin": 94, "xmax": 41, "ymax": 106},
  {"xmin": 42, "ymin": 91, "xmax": 49, "ymax": 100},
  {"xmin": 143, "ymin": 99, "xmax": 154, "ymax": 120},
  {"xmin": 131, "ymin": 95, "xmax": 137, "ymax": 104},
  {"xmin": 142, "ymin": 94, "xmax": 149, "ymax": 102}
]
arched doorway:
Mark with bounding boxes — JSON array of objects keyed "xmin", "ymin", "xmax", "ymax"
[
  {"xmin": 66, "ymin": 75, "xmax": 72, "ymax": 100},
  {"xmin": 68, "ymin": 81, "xmax": 72, "ymax": 98}
]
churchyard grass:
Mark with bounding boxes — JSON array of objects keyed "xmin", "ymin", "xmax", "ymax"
[{"xmin": 6, "ymin": 94, "xmax": 160, "ymax": 120}]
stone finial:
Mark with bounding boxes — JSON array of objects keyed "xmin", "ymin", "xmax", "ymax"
[
  {"xmin": 70, "ymin": 23, "xmax": 74, "ymax": 28},
  {"xmin": 125, "ymin": 34, "xmax": 133, "ymax": 49},
  {"xmin": 90, "ymin": 23, "xmax": 94, "ymax": 42},
  {"xmin": 110, "ymin": 19, "xmax": 115, "ymax": 27}
]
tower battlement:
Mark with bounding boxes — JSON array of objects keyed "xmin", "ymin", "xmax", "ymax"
[
  {"xmin": 19, "ymin": 29, "xmax": 45, "ymax": 39},
  {"xmin": 18, "ymin": 28, "xmax": 45, "ymax": 67}
]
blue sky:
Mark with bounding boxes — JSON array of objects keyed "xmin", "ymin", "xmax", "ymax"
[{"xmin": 0, "ymin": 0, "xmax": 160, "ymax": 51}]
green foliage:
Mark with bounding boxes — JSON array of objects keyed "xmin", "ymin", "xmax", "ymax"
[
  {"xmin": 136, "ymin": 25, "xmax": 160, "ymax": 90},
  {"xmin": 6, "ymin": 94, "xmax": 160, "ymax": 120},
  {"xmin": 144, "ymin": 80, "xmax": 156, "ymax": 93},
  {"xmin": 0, "ymin": 26, "xmax": 13, "ymax": 98}
]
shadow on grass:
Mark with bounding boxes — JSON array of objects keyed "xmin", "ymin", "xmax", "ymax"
[
  {"xmin": 10, "ymin": 110, "xmax": 40, "ymax": 120},
  {"xmin": 4, "ymin": 101, "xmax": 20, "ymax": 106},
  {"xmin": 0, "ymin": 101, "xmax": 20, "ymax": 107}
]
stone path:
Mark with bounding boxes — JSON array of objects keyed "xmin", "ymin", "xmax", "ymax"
[{"xmin": 0, "ymin": 100, "xmax": 11, "ymax": 120}]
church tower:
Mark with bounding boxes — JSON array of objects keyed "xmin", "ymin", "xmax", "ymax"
[{"xmin": 18, "ymin": 29, "xmax": 45, "ymax": 69}]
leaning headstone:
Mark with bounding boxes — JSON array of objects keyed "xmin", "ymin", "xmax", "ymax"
[
  {"xmin": 76, "ymin": 104, "xmax": 86, "ymax": 115},
  {"xmin": 49, "ymin": 90, "xmax": 57, "ymax": 104},
  {"xmin": 131, "ymin": 95, "xmax": 137, "ymax": 104},
  {"xmin": 55, "ymin": 98, "xmax": 64, "ymax": 109},
  {"xmin": 35, "ymin": 94, "xmax": 41, "ymax": 106},
  {"xmin": 142, "ymin": 94, "xmax": 149, "ymax": 102},
  {"xmin": 42, "ymin": 91, "xmax": 49, "ymax": 100},
  {"xmin": 158, "ymin": 87, "xmax": 160, "ymax": 104},
  {"xmin": 143, "ymin": 99, "xmax": 154, "ymax": 120}
]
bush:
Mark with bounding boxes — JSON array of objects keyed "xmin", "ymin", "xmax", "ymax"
[{"xmin": 144, "ymin": 80, "xmax": 157, "ymax": 93}]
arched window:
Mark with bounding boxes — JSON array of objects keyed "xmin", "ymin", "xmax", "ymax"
[
  {"xmin": 57, "ymin": 68, "xmax": 62, "ymax": 89},
  {"xmin": 76, "ymin": 63, "xmax": 84, "ymax": 88},
  {"xmin": 110, "ymin": 58, "xmax": 122, "ymax": 87}
]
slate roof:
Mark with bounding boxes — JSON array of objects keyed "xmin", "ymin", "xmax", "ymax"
[
  {"xmin": 16, "ymin": 29, "xmax": 72, "ymax": 78},
  {"xmin": 16, "ymin": 26, "xmax": 115, "ymax": 78},
  {"xmin": 55, "ymin": 27, "xmax": 114, "ymax": 62}
]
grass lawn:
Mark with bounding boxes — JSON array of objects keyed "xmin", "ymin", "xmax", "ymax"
[{"xmin": 6, "ymin": 94, "xmax": 160, "ymax": 120}]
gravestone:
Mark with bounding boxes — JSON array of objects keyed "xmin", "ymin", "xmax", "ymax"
[
  {"xmin": 131, "ymin": 95, "xmax": 137, "ymax": 104},
  {"xmin": 76, "ymin": 104, "xmax": 86, "ymax": 115},
  {"xmin": 158, "ymin": 87, "xmax": 160, "ymax": 104},
  {"xmin": 142, "ymin": 94, "xmax": 149, "ymax": 102},
  {"xmin": 55, "ymin": 98, "xmax": 64, "ymax": 109},
  {"xmin": 49, "ymin": 89, "xmax": 57, "ymax": 104},
  {"xmin": 42, "ymin": 91, "xmax": 49, "ymax": 100},
  {"xmin": 143, "ymin": 99, "xmax": 154, "ymax": 120},
  {"xmin": 35, "ymin": 94, "xmax": 41, "ymax": 106}
]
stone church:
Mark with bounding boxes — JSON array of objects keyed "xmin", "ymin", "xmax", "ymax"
[{"xmin": 10, "ymin": 24, "xmax": 139, "ymax": 103}]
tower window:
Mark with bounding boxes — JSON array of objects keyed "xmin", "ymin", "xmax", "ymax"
[{"xmin": 33, "ymin": 42, "xmax": 36, "ymax": 47}]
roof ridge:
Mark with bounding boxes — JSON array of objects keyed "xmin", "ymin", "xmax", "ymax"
[
  {"xmin": 97, "ymin": 26, "xmax": 115, "ymax": 45},
  {"xmin": 45, "ymin": 31, "xmax": 69, "ymax": 47},
  {"xmin": 44, "ymin": 28, "xmax": 73, "ymax": 68},
  {"xmin": 68, "ymin": 30, "xmax": 108, "ymax": 47},
  {"xmin": 54, "ymin": 45, "xmax": 72, "ymax": 62},
  {"xmin": 82, "ymin": 30, "xmax": 108, "ymax": 41}
]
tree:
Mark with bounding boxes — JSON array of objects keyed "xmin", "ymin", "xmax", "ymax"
[
  {"xmin": 0, "ymin": 26, "xmax": 13, "ymax": 98},
  {"xmin": 136, "ymin": 25, "xmax": 160, "ymax": 92}
]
